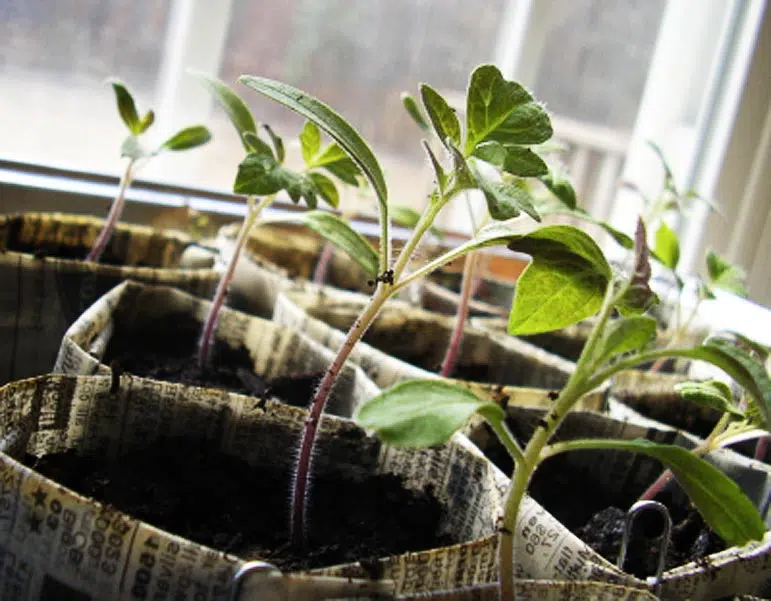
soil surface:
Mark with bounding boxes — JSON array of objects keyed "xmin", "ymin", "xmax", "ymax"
[
  {"xmin": 23, "ymin": 437, "xmax": 452, "ymax": 571},
  {"xmin": 103, "ymin": 311, "xmax": 321, "ymax": 406},
  {"xmin": 480, "ymin": 426, "xmax": 726, "ymax": 578}
]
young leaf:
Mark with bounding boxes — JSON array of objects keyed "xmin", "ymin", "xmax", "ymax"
[
  {"xmin": 464, "ymin": 65, "xmax": 552, "ymax": 153},
  {"xmin": 234, "ymin": 153, "xmax": 317, "ymax": 208},
  {"xmin": 540, "ymin": 168, "xmax": 577, "ymax": 210},
  {"xmin": 654, "ymin": 222, "xmax": 680, "ymax": 270},
  {"xmin": 191, "ymin": 71, "xmax": 257, "ymax": 151},
  {"xmin": 300, "ymin": 121, "xmax": 322, "ymax": 164},
  {"xmin": 598, "ymin": 316, "xmax": 657, "ymax": 364},
  {"xmin": 307, "ymin": 142, "xmax": 363, "ymax": 186},
  {"xmin": 239, "ymin": 75, "xmax": 388, "ymax": 209},
  {"xmin": 422, "ymin": 140, "xmax": 447, "ymax": 193},
  {"xmin": 647, "ymin": 140, "xmax": 677, "ymax": 193},
  {"xmin": 307, "ymin": 172, "xmax": 339, "ymax": 208},
  {"xmin": 401, "ymin": 92, "xmax": 430, "ymax": 131},
  {"xmin": 507, "ymin": 226, "xmax": 612, "ymax": 335},
  {"xmin": 474, "ymin": 170, "xmax": 541, "ymax": 222},
  {"xmin": 262, "ymin": 124, "xmax": 285, "ymax": 164},
  {"xmin": 474, "ymin": 141, "xmax": 548, "ymax": 177},
  {"xmin": 675, "ymin": 380, "xmax": 744, "ymax": 417},
  {"xmin": 137, "ymin": 110, "xmax": 155, "ymax": 134},
  {"xmin": 160, "ymin": 125, "xmax": 212, "ymax": 152},
  {"xmin": 282, "ymin": 211, "xmax": 378, "ymax": 277},
  {"xmin": 447, "ymin": 143, "xmax": 476, "ymax": 191},
  {"xmin": 242, "ymin": 131, "xmax": 275, "ymax": 158},
  {"xmin": 420, "ymin": 84, "xmax": 461, "ymax": 148},
  {"xmin": 355, "ymin": 380, "xmax": 504, "ymax": 447},
  {"xmin": 390, "ymin": 204, "xmax": 444, "ymax": 239},
  {"xmin": 110, "ymin": 79, "xmax": 141, "ymax": 135},
  {"xmin": 556, "ymin": 438, "xmax": 765, "ymax": 547},
  {"xmin": 617, "ymin": 219, "xmax": 657, "ymax": 315},
  {"xmin": 706, "ymin": 249, "xmax": 748, "ymax": 298}
]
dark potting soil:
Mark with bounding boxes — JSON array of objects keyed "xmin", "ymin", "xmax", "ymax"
[
  {"xmin": 23, "ymin": 437, "xmax": 452, "ymax": 571},
  {"xmin": 102, "ymin": 311, "xmax": 321, "ymax": 407},
  {"xmin": 480, "ymin": 425, "xmax": 726, "ymax": 579}
]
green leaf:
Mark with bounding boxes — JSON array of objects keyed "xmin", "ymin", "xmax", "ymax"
[
  {"xmin": 191, "ymin": 71, "xmax": 257, "ymax": 151},
  {"xmin": 109, "ymin": 79, "xmax": 142, "ymax": 135},
  {"xmin": 160, "ymin": 125, "xmax": 212, "ymax": 152},
  {"xmin": 307, "ymin": 172, "xmax": 339, "ymax": 208},
  {"xmin": 240, "ymin": 75, "xmax": 388, "ymax": 210},
  {"xmin": 355, "ymin": 380, "xmax": 504, "ymax": 447},
  {"xmin": 617, "ymin": 219, "xmax": 657, "ymax": 316},
  {"xmin": 566, "ymin": 439, "xmax": 765, "ymax": 547},
  {"xmin": 262, "ymin": 124, "xmax": 285, "ymax": 164},
  {"xmin": 234, "ymin": 153, "xmax": 317, "ymax": 208},
  {"xmin": 465, "ymin": 65, "xmax": 552, "ymax": 153},
  {"xmin": 647, "ymin": 140, "xmax": 677, "ymax": 193},
  {"xmin": 539, "ymin": 205, "xmax": 633, "ymax": 249},
  {"xmin": 422, "ymin": 140, "xmax": 447, "ymax": 193},
  {"xmin": 675, "ymin": 380, "xmax": 744, "ymax": 417},
  {"xmin": 507, "ymin": 226, "xmax": 612, "ymax": 335},
  {"xmin": 420, "ymin": 84, "xmax": 461, "ymax": 148},
  {"xmin": 540, "ymin": 168, "xmax": 577, "ymax": 210},
  {"xmin": 474, "ymin": 170, "xmax": 541, "ymax": 222},
  {"xmin": 654, "ymin": 222, "xmax": 680, "ymax": 270},
  {"xmin": 706, "ymin": 249, "xmax": 748, "ymax": 298},
  {"xmin": 401, "ymin": 92, "xmax": 430, "ymax": 131},
  {"xmin": 447, "ymin": 143, "xmax": 476, "ymax": 191},
  {"xmin": 669, "ymin": 337, "xmax": 771, "ymax": 428},
  {"xmin": 474, "ymin": 141, "xmax": 548, "ymax": 177},
  {"xmin": 389, "ymin": 203, "xmax": 444, "ymax": 239},
  {"xmin": 242, "ymin": 131, "xmax": 275, "ymax": 158},
  {"xmin": 300, "ymin": 121, "xmax": 322, "ymax": 165},
  {"xmin": 306, "ymin": 142, "xmax": 363, "ymax": 186},
  {"xmin": 120, "ymin": 136, "xmax": 148, "ymax": 160},
  {"xmin": 137, "ymin": 110, "xmax": 155, "ymax": 134},
  {"xmin": 598, "ymin": 316, "xmax": 658, "ymax": 364}
]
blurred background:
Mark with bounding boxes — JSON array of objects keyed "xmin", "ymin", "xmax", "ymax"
[{"xmin": 0, "ymin": 0, "xmax": 769, "ymax": 305}]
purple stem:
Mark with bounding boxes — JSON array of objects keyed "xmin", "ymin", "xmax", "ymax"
[
  {"xmin": 754, "ymin": 434, "xmax": 769, "ymax": 461},
  {"xmin": 312, "ymin": 241, "xmax": 335, "ymax": 284},
  {"xmin": 85, "ymin": 160, "xmax": 135, "ymax": 263},
  {"xmin": 291, "ymin": 286, "xmax": 390, "ymax": 548},
  {"xmin": 440, "ymin": 252, "xmax": 479, "ymax": 378}
]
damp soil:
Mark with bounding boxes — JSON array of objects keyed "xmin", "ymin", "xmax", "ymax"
[
  {"xmin": 102, "ymin": 311, "xmax": 321, "ymax": 406},
  {"xmin": 23, "ymin": 437, "xmax": 452, "ymax": 571},
  {"xmin": 480, "ymin": 424, "xmax": 726, "ymax": 579}
]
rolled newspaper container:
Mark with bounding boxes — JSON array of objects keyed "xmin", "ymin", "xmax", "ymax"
[
  {"xmin": 0, "ymin": 374, "xmax": 654, "ymax": 600},
  {"xmin": 0, "ymin": 212, "xmax": 219, "ymax": 385},
  {"xmin": 53, "ymin": 280, "xmax": 378, "ymax": 418}
]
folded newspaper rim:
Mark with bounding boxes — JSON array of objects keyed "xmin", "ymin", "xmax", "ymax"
[{"xmin": 0, "ymin": 212, "xmax": 219, "ymax": 385}]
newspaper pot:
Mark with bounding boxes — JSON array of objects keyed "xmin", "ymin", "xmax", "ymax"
[
  {"xmin": 273, "ymin": 285, "xmax": 579, "ymax": 391},
  {"xmin": 216, "ymin": 221, "xmax": 374, "ymax": 318},
  {"xmin": 471, "ymin": 316, "xmax": 722, "ymax": 438},
  {"xmin": 0, "ymin": 212, "xmax": 219, "ymax": 385},
  {"xmin": 464, "ymin": 400, "xmax": 771, "ymax": 600},
  {"xmin": 0, "ymin": 373, "xmax": 662, "ymax": 601},
  {"xmin": 54, "ymin": 280, "xmax": 378, "ymax": 418}
]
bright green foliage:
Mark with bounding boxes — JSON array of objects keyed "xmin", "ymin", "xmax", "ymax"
[
  {"xmin": 401, "ymin": 92, "xmax": 430, "ymax": 131},
  {"xmin": 356, "ymin": 380, "xmax": 504, "ymax": 447},
  {"xmin": 475, "ymin": 171, "xmax": 541, "ymax": 222},
  {"xmin": 110, "ymin": 79, "xmax": 142, "ymax": 135},
  {"xmin": 507, "ymin": 226, "xmax": 612, "ymax": 335},
  {"xmin": 262, "ymin": 124, "xmax": 285, "ymax": 163},
  {"xmin": 300, "ymin": 122, "xmax": 363, "ymax": 186},
  {"xmin": 307, "ymin": 173, "xmax": 339, "ymax": 208},
  {"xmin": 420, "ymin": 84, "xmax": 462, "ymax": 148},
  {"xmin": 706, "ymin": 249, "xmax": 748, "ymax": 298},
  {"xmin": 675, "ymin": 380, "xmax": 745, "ymax": 417},
  {"xmin": 597, "ymin": 316, "xmax": 657, "ymax": 364},
  {"xmin": 539, "ymin": 168, "xmax": 577, "ymax": 210},
  {"xmin": 190, "ymin": 71, "xmax": 256, "ymax": 150},
  {"xmin": 160, "ymin": 126, "xmax": 212, "ymax": 152},
  {"xmin": 654, "ymin": 222, "xmax": 680, "ymax": 270},
  {"xmin": 239, "ymin": 75, "xmax": 388, "ymax": 210},
  {"xmin": 557, "ymin": 438, "xmax": 766, "ymax": 548},
  {"xmin": 242, "ymin": 131, "xmax": 275, "ymax": 158},
  {"xmin": 234, "ymin": 154, "xmax": 319, "ymax": 208}
]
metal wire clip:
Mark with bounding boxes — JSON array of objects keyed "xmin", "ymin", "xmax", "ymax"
[{"xmin": 617, "ymin": 500, "xmax": 672, "ymax": 595}]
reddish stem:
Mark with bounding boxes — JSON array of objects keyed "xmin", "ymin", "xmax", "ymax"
[
  {"xmin": 291, "ymin": 286, "xmax": 390, "ymax": 548},
  {"xmin": 312, "ymin": 241, "xmax": 335, "ymax": 284},
  {"xmin": 86, "ymin": 160, "xmax": 135, "ymax": 263},
  {"xmin": 754, "ymin": 434, "xmax": 769, "ymax": 461},
  {"xmin": 639, "ymin": 469, "xmax": 675, "ymax": 501},
  {"xmin": 440, "ymin": 252, "xmax": 479, "ymax": 378}
]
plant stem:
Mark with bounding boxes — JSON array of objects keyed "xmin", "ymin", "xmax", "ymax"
[
  {"xmin": 290, "ymin": 283, "xmax": 391, "ymax": 547},
  {"xmin": 496, "ymin": 284, "xmax": 619, "ymax": 601},
  {"xmin": 440, "ymin": 251, "xmax": 479, "ymax": 377},
  {"xmin": 755, "ymin": 435, "xmax": 769, "ymax": 461},
  {"xmin": 86, "ymin": 159, "xmax": 136, "ymax": 262},
  {"xmin": 312, "ymin": 242, "xmax": 335, "ymax": 284},
  {"xmin": 197, "ymin": 195, "xmax": 273, "ymax": 368}
]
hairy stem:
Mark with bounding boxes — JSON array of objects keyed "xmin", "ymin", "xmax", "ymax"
[
  {"xmin": 440, "ymin": 252, "xmax": 479, "ymax": 377},
  {"xmin": 197, "ymin": 195, "xmax": 273, "ymax": 368},
  {"xmin": 291, "ymin": 284, "xmax": 391, "ymax": 548},
  {"xmin": 86, "ymin": 159, "xmax": 136, "ymax": 262}
]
